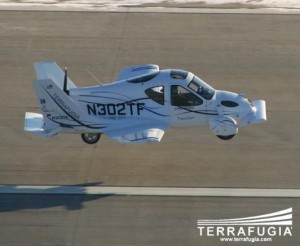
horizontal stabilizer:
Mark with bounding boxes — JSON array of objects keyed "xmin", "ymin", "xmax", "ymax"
[{"xmin": 24, "ymin": 112, "xmax": 59, "ymax": 137}]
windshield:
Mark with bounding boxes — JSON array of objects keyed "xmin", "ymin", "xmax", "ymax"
[{"xmin": 188, "ymin": 76, "xmax": 215, "ymax": 100}]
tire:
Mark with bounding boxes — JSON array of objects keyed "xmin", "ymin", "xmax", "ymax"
[
  {"xmin": 81, "ymin": 133, "xmax": 101, "ymax": 144},
  {"xmin": 217, "ymin": 134, "xmax": 235, "ymax": 140}
]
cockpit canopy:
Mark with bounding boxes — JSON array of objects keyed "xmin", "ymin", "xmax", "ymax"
[
  {"xmin": 170, "ymin": 69, "xmax": 189, "ymax": 80},
  {"xmin": 170, "ymin": 69, "xmax": 215, "ymax": 100},
  {"xmin": 124, "ymin": 66, "xmax": 216, "ymax": 100}
]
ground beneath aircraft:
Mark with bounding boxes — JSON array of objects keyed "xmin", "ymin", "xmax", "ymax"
[{"xmin": 0, "ymin": 9, "xmax": 300, "ymax": 246}]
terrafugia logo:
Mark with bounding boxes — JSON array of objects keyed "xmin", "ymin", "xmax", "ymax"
[{"xmin": 197, "ymin": 208, "xmax": 292, "ymax": 243}]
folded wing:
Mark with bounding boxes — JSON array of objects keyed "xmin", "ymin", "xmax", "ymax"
[
  {"xmin": 104, "ymin": 119, "xmax": 166, "ymax": 144},
  {"xmin": 107, "ymin": 128, "xmax": 165, "ymax": 144}
]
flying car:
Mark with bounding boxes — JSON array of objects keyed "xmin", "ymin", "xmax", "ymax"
[{"xmin": 24, "ymin": 62, "xmax": 266, "ymax": 144}]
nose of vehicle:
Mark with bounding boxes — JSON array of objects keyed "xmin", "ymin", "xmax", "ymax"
[
  {"xmin": 216, "ymin": 90, "xmax": 254, "ymax": 119},
  {"xmin": 216, "ymin": 91, "xmax": 250, "ymax": 109}
]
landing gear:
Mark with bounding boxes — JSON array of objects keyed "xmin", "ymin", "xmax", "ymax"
[
  {"xmin": 81, "ymin": 133, "xmax": 101, "ymax": 144},
  {"xmin": 217, "ymin": 134, "xmax": 235, "ymax": 140}
]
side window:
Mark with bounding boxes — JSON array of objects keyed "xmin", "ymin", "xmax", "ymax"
[
  {"xmin": 145, "ymin": 86, "xmax": 164, "ymax": 105},
  {"xmin": 171, "ymin": 85, "xmax": 203, "ymax": 106}
]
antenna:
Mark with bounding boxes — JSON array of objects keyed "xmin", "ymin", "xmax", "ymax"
[
  {"xmin": 85, "ymin": 68, "xmax": 103, "ymax": 85},
  {"xmin": 63, "ymin": 67, "xmax": 69, "ymax": 95}
]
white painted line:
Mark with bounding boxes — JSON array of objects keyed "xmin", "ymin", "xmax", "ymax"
[
  {"xmin": 1, "ymin": 6, "xmax": 300, "ymax": 14},
  {"xmin": 0, "ymin": 185, "xmax": 300, "ymax": 197}
]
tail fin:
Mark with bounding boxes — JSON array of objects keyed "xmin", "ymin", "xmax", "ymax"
[
  {"xmin": 25, "ymin": 61, "xmax": 82, "ymax": 136},
  {"xmin": 34, "ymin": 61, "xmax": 77, "ymax": 90},
  {"xmin": 25, "ymin": 61, "xmax": 103, "ymax": 137},
  {"xmin": 25, "ymin": 78, "xmax": 82, "ymax": 136}
]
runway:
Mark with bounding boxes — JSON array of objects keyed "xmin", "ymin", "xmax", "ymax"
[
  {"xmin": 1, "ymin": 185, "xmax": 300, "ymax": 197},
  {"xmin": 0, "ymin": 8, "xmax": 300, "ymax": 246}
]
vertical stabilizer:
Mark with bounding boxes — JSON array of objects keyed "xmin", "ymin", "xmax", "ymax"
[
  {"xmin": 30, "ymin": 78, "xmax": 85, "ymax": 133},
  {"xmin": 34, "ymin": 61, "xmax": 77, "ymax": 90}
]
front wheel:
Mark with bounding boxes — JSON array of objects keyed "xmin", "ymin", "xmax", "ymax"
[
  {"xmin": 81, "ymin": 133, "xmax": 101, "ymax": 144},
  {"xmin": 217, "ymin": 134, "xmax": 235, "ymax": 140}
]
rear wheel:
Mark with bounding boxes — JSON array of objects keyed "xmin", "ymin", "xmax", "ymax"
[
  {"xmin": 81, "ymin": 133, "xmax": 101, "ymax": 144},
  {"xmin": 217, "ymin": 134, "xmax": 235, "ymax": 140}
]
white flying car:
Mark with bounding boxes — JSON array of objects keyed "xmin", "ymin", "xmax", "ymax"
[{"xmin": 24, "ymin": 62, "xmax": 266, "ymax": 144}]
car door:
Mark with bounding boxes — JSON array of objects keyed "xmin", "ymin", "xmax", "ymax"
[{"xmin": 169, "ymin": 85, "xmax": 208, "ymax": 126}]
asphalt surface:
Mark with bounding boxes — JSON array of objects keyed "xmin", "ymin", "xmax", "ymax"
[{"xmin": 0, "ymin": 10, "xmax": 300, "ymax": 246}]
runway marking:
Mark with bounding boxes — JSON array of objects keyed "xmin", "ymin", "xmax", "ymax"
[
  {"xmin": 0, "ymin": 185, "xmax": 300, "ymax": 198},
  {"xmin": 1, "ymin": 6, "xmax": 300, "ymax": 14}
]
